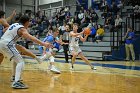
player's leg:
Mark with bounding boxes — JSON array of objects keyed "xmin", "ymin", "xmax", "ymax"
[
  {"xmin": 0, "ymin": 53, "xmax": 4, "ymax": 64},
  {"xmin": 78, "ymin": 52, "xmax": 96, "ymax": 70},
  {"xmin": 71, "ymin": 51, "xmax": 77, "ymax": 69},
  {"xmin": 11, "ymin": 44, "xmax": 42, "ymax": 82},
  {"xmin": 48, "ymin": 55, "xmax": 61, "ymax": 74},
  {"xmin": 41, "ymin": 50, "xmax": 61, "ymax": 74},
  {"xmin": 11, "ymin": 53, "xmax": 28, "ymax": 89},
  {"xmin": 2, "ymin": 45, "xmax": 28, "ymax": 89},
  {"xmin": 16, "ymin": 44, "xmax": 42, "ymax": 63},
  {"xmin": 11, "ymin": 61, "xmax": 17, "ymax": 81},
  {"xmin": 69, "ymin": 47, "xmax": 77, "ymax": 69}
]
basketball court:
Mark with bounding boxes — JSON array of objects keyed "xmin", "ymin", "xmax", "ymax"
[{"xmin": 0, "ymin": 57, "xmax": 140, "ymax": 93}]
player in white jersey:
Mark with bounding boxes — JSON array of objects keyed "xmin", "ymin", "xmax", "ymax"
[
  {"xmin": 69, "ymin": 23, "xmax": 96, "ymax": 70},
  {"xmin": 0, "ymin": 15, "xmax": 42, "ymax": 82},
  {"xmin": 0, "ymin": 15, "xmax": 50, "ymax": 89}
]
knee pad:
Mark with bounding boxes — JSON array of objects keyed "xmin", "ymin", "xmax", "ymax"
[{"xmin": 49, "ymin": 56, "xmax": 55, "ymax": 62}]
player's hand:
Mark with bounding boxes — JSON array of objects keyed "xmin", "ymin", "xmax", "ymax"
[
  {"xmin": 43, "ymin": 51, "xmax": 46, "ymax": 55},
  {"xmin": 43, "ymin": 42, "xmax": 51, "ymax": 48},
  {"xmin": 80, "ymin": 30, "xmax": 85, "ymax": 34},
  {"xmin": 12, "ymin": 9, "xmax": 16, "ymax": 16},
  {"xmin": 49, "ymin": 44, "xmax": 54, "ymax": 48},
  {"xmin": 85, "ymin": 34, "xmax": 89, "ymax": 37}
]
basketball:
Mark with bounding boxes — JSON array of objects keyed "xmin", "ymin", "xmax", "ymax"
[{"xmin": 84, "ymin": 27, "xmax": 91, "ymax": 35}]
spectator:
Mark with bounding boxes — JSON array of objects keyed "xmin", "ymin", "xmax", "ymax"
[
  {"xmin": 115, "ymin": 15, "xmax": 122, "ymax": 27},
  {"xmin": 124, "ymin": 27, "xmax": 135, "ymax": 61},
  {"xmin": 78, "ymin": 10, "xmax": 84, "ymax": 21},
  {"xmin": 90, "ymin": 9, "xmax": 99, "ymax": 22},
  {"xmin": 114, "ymin": 14, "xmax": 122, "ymax": 31},
  {"xmin": 93, "ymin": 24, "xmax": 104, "ymax": 43},
  {"xmin": 58, "ymin": 21, "xmax": 66, "ymax": 35},
  {"xmin": 35, "ymin": 19, "xmax": 44, "ymax": 38},
  {"xmin": 87, "ymin": 22, "xmax": 96, "ymax": 42},
  {"xmin": 111, "ymin": 2, "xmax": 119, "ymax": 16},
  {"xmin": 133, "ymin": 5, "xmax": 140, "ymax": 19},
  {"xmin": 73, "ymin": 15, "xmax": 80, "ymax": 25}
]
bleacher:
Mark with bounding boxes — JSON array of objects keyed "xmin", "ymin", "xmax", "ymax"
[{"xmin": 27, "ymin": 1, "xmax": 140, "ymax": 61}]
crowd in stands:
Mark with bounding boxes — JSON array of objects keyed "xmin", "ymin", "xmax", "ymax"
[
  {"xmin": 27, "ymin": 1, "xmax": 123, "ymax": 41},
  {"xmin": 13, "ymin": 0, "xmax": 139, "ymax": 51}
]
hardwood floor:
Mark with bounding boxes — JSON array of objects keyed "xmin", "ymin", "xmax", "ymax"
[{"xmin": 0, "ymin": 58, "xmax": 140, "ymax": 93}]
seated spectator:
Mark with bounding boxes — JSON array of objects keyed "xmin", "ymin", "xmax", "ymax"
[
  {"xmin": 90, "ymin": 9, "xmax": 99, "ymax": 22},
  {"xmin": 117, "ymin": 0, "xmax": 123, "ymax": 9},
  {"xmin": 93, "ymin": 24, "xmax": 104, "ymax": 43},
  {"xmin": 35, "ymin": 19, "xmax": 44, "ymax": 38},
  {"xmin": 58, "ymin": 21, "xmax": 66, "ymax": 35},
  {"xmin": 133, "ymin": 5, "xmax": 140, "ymax": 19},
  {"xmin": 87, "ymin": 23, "xmax": 96, "ymax": 42},
  {"xmin": 78, "ymin": 10, "xmax": 84, "ymax": 22},
  {"xmin": 104, "ymin": 15, "xmax": 115, "ymax": 32},
  {"xmin": 111, "ymin": 2, "xmax": 119, "ymax": 16},
  {"xmin": 73, "ymin": 15, "xmax": 80, "ymax": 25}
]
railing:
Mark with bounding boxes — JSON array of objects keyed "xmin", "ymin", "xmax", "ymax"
[
  {"xmin": 111, "ymin": 22, "xmax": 126, "ymax": 50},
  {"xmin": 120, "ymin": 22, "xmax": 126, "ymax": 44}
]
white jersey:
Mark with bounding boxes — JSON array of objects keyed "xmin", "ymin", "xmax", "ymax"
[
  {"xmin": 69, "ymin": 31, "xmax": 82, "ymax": 54},
  {"xmin": 0, "ymin": 23, "xmax": 24, "ymax": 62},
  {"xmin": 0, "ymin": 23, "xmax": 24, "ymax": 45},
  {"xmin": 69, "ymin": 32, "xmax": 80, "ymax": 47}
]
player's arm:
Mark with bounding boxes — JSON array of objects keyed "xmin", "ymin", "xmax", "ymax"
[
  {"xmin": 42, "ymin": 41, "xmax": 50, "ymax": 54},
  {"xmin": 55, "ymin": 37, "xmax": 64, "ymax": 45},
  {"xmin": 1, "ymin": 19, "xmax": 9, "ymax": 32},
  {"xmin": 6, "ymin": 9, "xmax": 16, "ymax": 23},
  {"xmin": 80, "ymin": 35, "xmax": 88, "ymax": 42},
  {"xmin": 69, "ymin": 31, "xmax": 82, "ymax": 37},
  {"xmin": 19, "ymin": 28, "xmax": 50, "ymax": 48}
]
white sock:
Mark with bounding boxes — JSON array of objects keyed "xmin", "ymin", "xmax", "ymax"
[{"xmin": 15, "ymin": 62, "xmax": 24, "ymax": 82}]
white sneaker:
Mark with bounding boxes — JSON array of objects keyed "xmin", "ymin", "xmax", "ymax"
[
  {"xmin": 48, "ymin": 65, "xmax": 52, "ymax": 70},
  {"xmin": 58, "ymin": 49, "xmax": 64, "ymax": 52},
  {"xmin": 70, "ymin": 66, "xmax": 74, "ymax": 70},
  {"xmin": 91, "ymin": 66, "xmax": 97, "ymax": 70},
  {"xmin": 50, "ymin": 65, "xmax": 61, "ymax": 74}
]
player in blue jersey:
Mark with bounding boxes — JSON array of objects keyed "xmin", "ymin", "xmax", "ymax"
[{"xmin": 38, "ymin": 28, "xmax": 61, "ymax": 74}]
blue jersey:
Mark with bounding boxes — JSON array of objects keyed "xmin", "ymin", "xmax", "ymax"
[
  {"xmin": 43, "ymin": 35, "xmax": 54, "ymax": 43},
  {"xmin": 38, "ymin": 35, "xmax": 59, "ymax": 54}
]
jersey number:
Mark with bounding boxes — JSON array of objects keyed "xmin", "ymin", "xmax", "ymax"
[
  {"xmin": 75, "ymin": 37, "xmax": 79, "ymax": 42},
  {"xmin": 9, "ymin": 25, "xmax": 16, "ymax": 30}
]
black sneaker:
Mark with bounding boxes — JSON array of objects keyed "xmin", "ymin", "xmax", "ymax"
[{"xmin": 12, "ymin": 81, "xmax": 28, "ymax": 89}]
